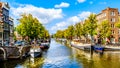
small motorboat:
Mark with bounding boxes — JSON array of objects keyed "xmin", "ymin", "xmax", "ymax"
[
  {"xmin": 40, "ymin": 42, "xmax": 50, "ymax": 49},
  {"xmin": 39, "ymin": 39, "xmax": 50, "ymax": 49},
  {"xmin": 94, "ymin": 45, "xmax": 104, "ymax": 53},
  {"xmin": 30, "ymin": 46, "xmax": 42, "ymax": 58}
]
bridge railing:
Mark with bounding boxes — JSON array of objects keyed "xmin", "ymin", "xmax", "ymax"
[{"xmin": 0, "ymin": 45, "xmax": 31, "ymax": 60}]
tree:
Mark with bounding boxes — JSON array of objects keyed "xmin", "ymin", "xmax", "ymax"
[
  {"xmin": 74, "ymin": 23, "xmax": 82, "ymax": 39},
  {"xmin": 54, "ymin": 14, "xmax": 97, "ymax": 42},
  {"xmin": 38, "ymin": 26, "xmax": 50, "ymax": 38},
  {"xmin": 67, "ymin": 25, "xmax": 75, "ymax": 39},
  {"xmin": 86, "ymin": 14, "xmax": 97, "ymax": 36},
  {"xmin": 115, "ymin": 18, "xmax": 120, "ymax": 28},
  {"xmin": 84, "ymin": 14, "xmax": 97, "ymax": 43},
  {"xmin": 54, "ymin": 25, "xmax": 75, "ymax": 40},
  {"xmin": 98, "ymin": 20, "xmax": 111, "ymax": 43},
  {"xmin": 64, "ymin": 29, "xmax": 69, "ymax": 39},
  {"xmin": 55, "ymin": 30, "xmax": 64, "ymax": 38},
  {"xmin": 16, "ymin": 14, "xmax": 49, "ymax": 40}
]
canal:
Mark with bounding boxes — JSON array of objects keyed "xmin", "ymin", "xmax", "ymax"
[{"xmin": 1, "ymin": 39, "xmax": 120, "ymax": 68}]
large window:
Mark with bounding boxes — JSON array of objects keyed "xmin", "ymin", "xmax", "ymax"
[
  {"xmin": 104, "ymin": 13, "xmax": 106, "ymax": 16},
  {"xmin": 111, "ymin": 18, "xmax": 115, "ymax": 22},
  {"xmin": 111, "ymin": 11, "xmax": 115, "ymax": 16},
  {"xmin": 2, "ymin": 8, "xmax": 9, "ymax": 23},
  {"xmin": 111, "ymin": 24, "xmax": 114, "ymax": 28}
]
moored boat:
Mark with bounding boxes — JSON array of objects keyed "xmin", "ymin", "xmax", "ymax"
[
  {"xmin": 70, "ymin": 39, "xmax": 91, "ymax": 50},
  {"xmin": 40, "ymin": 42, "xmax": 50, "ymax": 49},
  {"xmin": 93, "ymin": 45, "xmax": 104, "ymax": 53},
  {"xmin": 30, "ymin": 46, "xmax": 42, "ymax": 58},
  {"xmin": 104, "ymin": 45, "xmax": 120, "ymax": 51}
]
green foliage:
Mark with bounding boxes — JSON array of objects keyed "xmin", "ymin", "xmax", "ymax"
[
  {"xmin": 53, "ymin": 13, "xmax": 113, "ymax": 45},
  {"xmin": 55, "ymin": 30, "xmax": 64, "ymax": 38},
  {"xmin": 54, "ymin": 14, "xmax": 98, "ymax": 41},
  {"xmin": 14, "ymin": 27, "xmax": 17, "ymax": 31},
  {"xmin": 67, "ymin": 25, "xmax": 75, "ymax": 38},
  {"xmin": 13, "ymin": 33, "xmax": 16, "ymax": 41},
  {"xmin": 54, "ymin": 25, "xmax": 75, "ymax": 39},
  {"xmin": 98, "ymin": 20, "xmax": 111, "ymax": 39},
  {"xmin": 115, "ymin": 18, "xmax": 120, "ymax": 28},
  {"xmin": 74, "ymin": 23, "xmax": 82, "ymax": 38},
  {"xmin": 85, "ymin": 14, "xmax": 97, "ymax": 36},
  {"xmin": 16, "ymin": 14, "xmax": 50, "ymax": 40}
]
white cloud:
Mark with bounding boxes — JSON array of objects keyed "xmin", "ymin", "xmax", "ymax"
[
  {"xmin": 78, "ymin": 11, "xmax": 91, "ymax": 20},
  {"xmin": 51, "ymin": 11, "xmax": 91, "ymax": 33},
  {"xmin": 67, "ymin": 16, "xmax": 80, "ymax": 25},
  {"xmin": 51, "ymin": 22, "xmax": 68, "ymax": 31},
  {"xmin": 10, "ymin": 4, "xmax": 63, "ymax": 25},
  {"xmin": 77, "ymin": 0, "xmax": 86, "ymax": 3},
  {"xmin": 51, "ymin": 16, "xmax": 80, "ymax": 31},
  {"xmin": 54, "ymin": 2, "xmax": 70, "ymax": 8}
]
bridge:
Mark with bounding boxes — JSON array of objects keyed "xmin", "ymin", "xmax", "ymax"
[{"xmin": 0, "ymin": 45, "xmax": 31, "ymax": 60}]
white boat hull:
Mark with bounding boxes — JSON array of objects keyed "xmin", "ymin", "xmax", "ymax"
[{"xmin": 30, "ymin": 48, "xmax": 42, "ymax": 58}]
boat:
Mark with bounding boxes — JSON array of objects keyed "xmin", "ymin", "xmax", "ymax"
[
  {"xmin": 39, "ymin": 39, "xmax": 50, "ymax": 49},
  {"xmin": 40, "ymin": 42, "xmax": 50, "ymax": 49},
  {"xmin": 93, "ymin": 45, "xmax": 104, "ymax": 53},
  {"xmin": 70, "ymin": 39, "xmax": 91, "ymax": 50},
  {"xmin": 104, "ymin": 45, "xmax": 120, "ymax": 51},
  {"xmin": 30, "ymin": 46, "xmax": 42, "ymax": 58}
]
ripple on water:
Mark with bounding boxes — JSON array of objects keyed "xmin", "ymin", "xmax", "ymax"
[{"xmin": 42, "ymin": 56, "xmax": 82, "ymax": 68}]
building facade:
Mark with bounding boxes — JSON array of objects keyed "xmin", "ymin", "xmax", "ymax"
[
  {"xmin": 9, "ymin": 17, "xmax": 14, "ymax": 43},
  {"xmin": 0, "ymin": 2, "xmax": 13, "ymax": 46},
  {"xmin": 96, "ymin": 7, "xmax": 119, "ymax": 43}
]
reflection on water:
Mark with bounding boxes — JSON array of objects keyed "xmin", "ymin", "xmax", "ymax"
[
  {"xmin": 22, "ymin": 57, "xmax": 44, "ymax": 68},
  {"xmin": 0, "ymin": 59, "xmax": 25, "ymax": 68},
  {"xmin": 1, "ymin": 39, "xmax": 120, "ymax": 68},
  {"xmin": 74, "ymin": 48, "xmax": 120, "ymax": 68},
  {"xmin": 41, "ymin": 39, "xmax": 82, "ymax": 68}
]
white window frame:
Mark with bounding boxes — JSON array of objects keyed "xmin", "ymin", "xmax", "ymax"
[
  {"xmin": 111, "ymin": 11, "xmax": 115, "ymax": 16},
  {"xmin": 111, "ymin": 18, "xmax": 115, "ymax": 22}
]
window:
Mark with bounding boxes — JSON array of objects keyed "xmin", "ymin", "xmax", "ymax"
[
  {"xmin": 104, "ymin": 13, "xmax": 106, "ymax": 16},
  {"xmin": 111, "ymin": 11, "xmax": 115, "ymax": 16},
  {"xmin": 111, "ymin": 18, "xmax": 115, "ymax": 22},
  {"xmin": 111, "ymin": 24, "xmax": 114, "ymax": 28}
]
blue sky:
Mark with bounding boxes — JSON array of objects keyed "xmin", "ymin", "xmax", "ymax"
[{"xmin": 2, "ymin": 0, "xmax": 120, "ymax": 34}]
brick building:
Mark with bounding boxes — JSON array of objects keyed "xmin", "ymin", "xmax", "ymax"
[
  {"xmin": 96, "ymin": 7, "xmax": 119, "ymax": 43},
  {"xmin": 0, "ymin": 2, "xmax": 14, "ymax": 46}
]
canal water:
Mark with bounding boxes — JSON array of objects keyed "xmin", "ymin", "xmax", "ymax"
[{"xmin": 1, "ymin": 39, "xmax": 120, "ymax": 68}]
